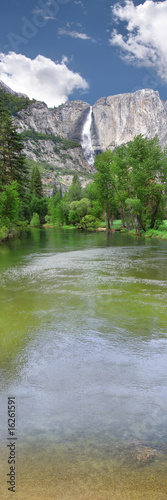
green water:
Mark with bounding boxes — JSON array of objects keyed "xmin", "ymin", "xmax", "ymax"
[{"xmin": 0, "ymin": 228, "xmax": 167, "ymax": 499}]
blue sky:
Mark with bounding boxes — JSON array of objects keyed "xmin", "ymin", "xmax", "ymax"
[{"xmin": 0, "ymin": 0, "xmax": 167, "ymax": 107}]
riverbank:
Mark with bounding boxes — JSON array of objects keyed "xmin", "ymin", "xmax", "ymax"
[
  {"xmin": 0, "ymin": 221, "xmax": 28, "ymax": 243},
  {"xmin": 97, "ymin": 219, "xmax": 167, "ymax": 240},
  {"xmin": 1, "ymin": 220, "xmax": 167, "ymax": 244},
  {"xmin": 121, "ymin": 221, "xmax": 167, "ymax": 240}
]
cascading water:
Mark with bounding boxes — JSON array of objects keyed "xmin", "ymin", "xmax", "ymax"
[{"xmin": 81, "ymin": 106, "xmax": 94, "ymax": 165}]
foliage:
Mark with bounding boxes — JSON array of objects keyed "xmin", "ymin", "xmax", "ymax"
[
  {"xmin": 67, "ymin": 173, "xmax": 82, "ymax": 201},
  {"xmin": 29, "ymin": 193, "xmax": 48, "ymax": 224},
  {"xmin": 94, "ymin": 150, "xmax": 119, "ymax": 229},
  {"xmin": 1, "ymin": 91, "xmax": 167, "ymax": 240},
  {"xmin": 0, "ymin": 226, "xmax": 9, "ymax": 240},
  {"xmin": 76, "ymin": 215, "xmax": 102, "ymax": 229},
  {"xmin": 30, "ymin": 213, "xmax": 40, "ymax": 227},
  {"xmin": 0, "ymin": 181, "xmax": 20, "ymax": 227},
  {"xmin": 125, "ymin": 198, "xmax": 142, "ymax": 231},
  {"xmin": 47, "ymin": 188, "xmax": 63, "ymax": 225},
  {"xmin": 93, "ymin": 135, "xmax": 167, "ymax": 231},
  {"xmin": 22, "ymin": 129, "xmax": 78, "ymax": 151},
  {"xmin": 0, "ymin": 90, "xmax": 34, "ymax": 116},
  {"xmin": 0, "ymin": 100, "xmax": 28, "ymax": 197},
  {"xmin": 59, "ymin": 138, "xmax": 79, "ymax": 150},
  {"xmin": 30, "ymin": 165, "xmax": 43, "ymax": 198}
]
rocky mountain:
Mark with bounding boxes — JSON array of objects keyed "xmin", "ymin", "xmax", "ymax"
[
  {"xmin": 91, "ymin": 89, "xmax": 167, "ymax": 153},
  {"xmin": 14, "ymin": 100, "xmax": 94, "ymax": 195},
  {"xmin": 14, "ymin": 88, "xmax": 167, "ymax": 157},
  {"xmin": 1, "ymin": 83, "xmax": 167, "ymax": 194},
  {"xmin": 0, "ymin": 80, "xmax": 28, "ymax": 98}
]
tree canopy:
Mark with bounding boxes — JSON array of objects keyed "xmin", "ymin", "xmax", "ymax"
[
  {"xmin": 0, "ymin": 100, "xmax": 28, "ymax": 197},
  {"xmin": 94, "ymin": 135, "xmax": 167, "ymax": 231}
]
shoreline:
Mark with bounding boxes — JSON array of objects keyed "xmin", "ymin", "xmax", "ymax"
[{"xmin": 1, "ymin": 223, "xmax": 167, "ymax": 244}]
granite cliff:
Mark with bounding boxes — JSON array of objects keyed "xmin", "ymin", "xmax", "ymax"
[
  {"xmin": 14, "ymin": 88, "xmax": 167, "ymax": 159},
  {"xmin": 14, "ymin": 100, "xmax": 93, "ymax": 194},
  {"xmin": 1, "ymin": 83, "xmax": 167, "ymax": 193},
  {"xmin": 91, "ymin": 89, "xmax": 167, "ymax": 153}
]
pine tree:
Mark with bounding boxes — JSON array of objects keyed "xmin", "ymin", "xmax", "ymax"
[
  {"xmin": 68, "ymin": 173, "xmax": 82, "ymax": 201},
  {"xmin": 0, "ymin": 99, "xmax": 28, "ymax": 196},
  {"xmin": 30, "ymin": 165, "xmax": 43, "ymax": 198}
]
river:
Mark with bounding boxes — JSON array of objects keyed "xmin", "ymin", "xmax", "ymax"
[{"xmin": 0, "ymin": 228, "xmax": 167, "ymax": 499}]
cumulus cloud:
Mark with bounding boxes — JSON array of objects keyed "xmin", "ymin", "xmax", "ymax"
[
  {"xmin": 110, "ymin": 0, "xmax": 167, "ymax": 82},
  {"xmin": 0, "ymin": 52, "xmax": 89, "ymax": 107},
  {"xmin": 58, "ymin": 27, "xmax": 95, "ymax": 42}
]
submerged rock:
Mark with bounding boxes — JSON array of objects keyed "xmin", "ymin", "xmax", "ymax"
[{"xmin": 128, "ymin": 440, "xmax": 159, "ymax": 462}]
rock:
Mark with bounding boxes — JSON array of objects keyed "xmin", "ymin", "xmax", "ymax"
[
  {"xmin": 4, "ymin": 85, "xmax": 167, "ymax": 192},
  {"xmin": 14, "ymin": 89, "xmax": 167, "ymax": 164},
  {"xmin": 0, "ymin": 80, "xmax": 28, "ymax": 98},
  {"xmin": 92, "ymin": 89, "xmax": 167, "ymax": 152},
  {"xmin": 14, "ymin": 100, "xmax": 94, "ymax": 183},
  {"xmin": 128, "ymin": 440, "xmax": 159, "ymax": 463},
  {"xmin": 15, "ymin": 100, "xmax": 90, "ymax": 141}
]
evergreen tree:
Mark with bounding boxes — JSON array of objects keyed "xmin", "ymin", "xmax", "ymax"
[
  {"xmin": 30, "ymin": 165, "xmax": 43, "ymax": 198},
  {"xmin": 52, "ymin": 183, "xmax": 58, "ymax": 197},
  {"xmin": 68, "ymin": 173, "xmax": 82, "ymax": 201},
  {"xmin": 0, "ymin": 181, "xmax": 20, "ymax": 227},
  {"xmin": 0, "ymin": 99, "xmax": 28, "ymax": 196}
]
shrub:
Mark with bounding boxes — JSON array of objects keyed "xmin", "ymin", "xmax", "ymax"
[
  {"xmin": 30, "ymin": 213, "xmax": 40, "ymax": 227},
  {"xmin": 0, "ymin": 226, "xmax": 9, "ymax": 240}
]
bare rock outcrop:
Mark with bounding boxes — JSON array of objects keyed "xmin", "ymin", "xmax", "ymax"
[
  {"xmin": 10, "ymin": 87, "xmax": 167, "ymax": 183},
  {"xmin": 14, "ymin": 88, "xmax": 167, "ymax": 162},
  {"xmin": 91, "ymin": 89, "xmax": 167, "ymax": 153},
  {"xmin": 15, "ymin": 100, "xmax": 90, "ymax": 142}
]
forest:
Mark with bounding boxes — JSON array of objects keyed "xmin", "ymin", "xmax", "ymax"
[{"xmin": 1, "ymin": 97, "xmax": 167, "ymax": 241}]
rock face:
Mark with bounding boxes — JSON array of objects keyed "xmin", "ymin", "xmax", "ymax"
[
  {"xmin": 15, "ymin": 100, "xmax": 90, "ymax": 141},
  {"xmin": 91, "ymin": 89, "xmax": 167, "ymax": 153},
  {"xmin": 14, "ymin": 88, "xmax": 167, "ymax": 163},
  {"xmin": 14, "ymin": 100, "xmax": 93, "ymax": 182},
  {"xmin": 1, "ymin": 84, "xmax": 167, "ymax": 193},
  {"xmin": 0, "ymin": 79, "xmax": 28, "ymax": 98}
]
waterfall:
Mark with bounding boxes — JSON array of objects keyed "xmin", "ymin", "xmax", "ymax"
[{"xmin": 81, "ymin": 106, "xmax": 94, "ymax": 165}]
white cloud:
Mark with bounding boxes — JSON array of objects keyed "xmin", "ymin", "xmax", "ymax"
[
  {"xmin": 74, "ymin": 0, "xmax": 84, "ymax": 6},
  {"xmin": 0, "ymin": 52, "xmax": 89, "ymax": 107},
  {"xmin": 31, "ymin": 7, "xmax": 56, "ymax": 20},
  {"xmin": 58, "ymin": 27, "xmax": 95, "ymax": 42},
  {"xmin": 110, "ymin": 0, "xmax": 167, "ymax": 82}
]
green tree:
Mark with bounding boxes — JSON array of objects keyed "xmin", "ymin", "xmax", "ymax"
[
  {"xmin": 30, "ymin": 165, "xmax": 43, "ymax": 198},
  {"xmin": 30, "ymin": 193, "xmax": 48, "ymax": 224},
  {"xmin": 112, "ymin": 135, "xmax": 167, "ymax": 230},
  {"xmin": 125, "ymin": 198, "xmax": 142, "ymax": 231},
  {"xmin": 30, "ymin": 213, "xmax": 40, "ymax": 227},
  {"xmin": 52, "ymin": 183, "xmax": 58, "ymax": 197},
  {"xmin": 0, "ymin": 100, "xmax": 28, "ymax": 196},
  {"xmin": 94, "ymin": 151, "xmax": 119, "ymax": 229},
  {"xmin": 68, "ymin": 173, "xmax": 82, "ymax": 201},
  {"xmin": 92, "ymin": 135, "xmax": 167, "ymax": 231},
  {"xmin": 47, "ymin": 188, "xmax": 63, "ymax": 225},
  {"xmin": 68, "ymin": 198, "xmax": 91, "ymax": 225},
  {"xmin": 0, "ymin": 181, "xmax": 20, "ymax": 227},
  {"xmin": 85, "ymin": 182, "xmax": 103, "ymax": 219}
]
